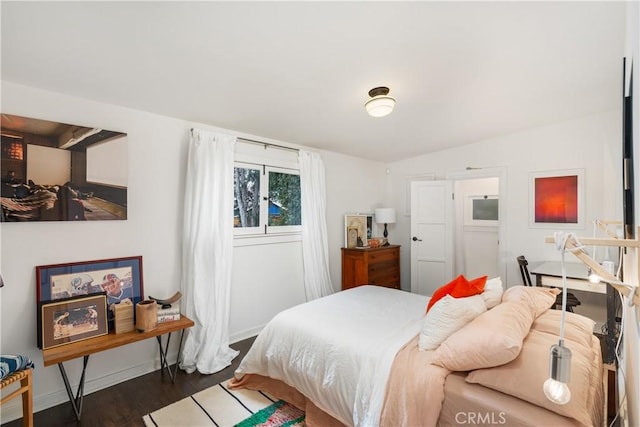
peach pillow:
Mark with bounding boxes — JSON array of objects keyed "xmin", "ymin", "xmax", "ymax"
[
  {"xmin": 501, "ymin": 285, "xmax": 560, "ymax": 318},
  {"xmin": 426, "ymin": 275, "xmax": 465, "ymax": 312},
  {"xmin": 419, "ymin": 294, "xmax": 487, "ymax": 351},
  {"xmin": 466, "ymin": 330, "xmax": 594, "ymax": 426},
  {"xmin": 431, "ymin": 300, "xmax": 535, "ymax": 371},
  {"xmin": 481, "ymin": 277, "xmax": 503, "ymax": 309},
  {"xmin": 531, "ymin": 309, "xmax": 596, "ymax": 348}
]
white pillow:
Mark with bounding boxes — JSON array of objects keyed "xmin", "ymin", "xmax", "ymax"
[
  {"xmin": 481, "ymin": 277, "xmax": 503, "ymax": 309},
  {"xmin": 418, "ymin": 294, "xmax": 487, "ymax": 351}
]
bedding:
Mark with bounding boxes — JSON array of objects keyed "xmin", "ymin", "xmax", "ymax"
[
  {"xmin": 230, "ymin": 285, "xmax": 603, "ymax": 427},
  {"xmin": 418, "ymin": 294, "xmax": 486, "ymax": 351},
  {"xmin": 232, "ymin": 286, "xmax": 429, "ymax": 426}
]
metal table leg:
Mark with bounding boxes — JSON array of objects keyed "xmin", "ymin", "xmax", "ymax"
[
  {"xmin": 156, "ymin": 329, "xmax": 186, "ymax": 383},
  {"xmin": 58, "ymin": 355, "xmax": 89, "ymax": 421}
]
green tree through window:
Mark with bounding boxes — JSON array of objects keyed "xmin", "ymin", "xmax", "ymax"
[{"xmin": 234, "ymin": 164, "xmax": 301, "ymax": 234}]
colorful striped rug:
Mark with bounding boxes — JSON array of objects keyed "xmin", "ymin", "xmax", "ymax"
[{"xmin": 142, "ymin": 379, "xmax": 306, "ymax": 426}]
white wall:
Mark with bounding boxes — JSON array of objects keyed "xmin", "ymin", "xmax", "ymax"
[
  {"xmin": 386, "ymin": 110, "xmax": 621, "ymax": 291},
  {"xmin": 0, "ymin": 81, "xmax": 386, "ymax": 421}
]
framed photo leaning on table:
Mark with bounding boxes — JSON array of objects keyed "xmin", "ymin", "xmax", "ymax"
[
  {"xmin": 36, "ymin": 256, "xmax": 144, "ymax": 330},
  {"xmin": 38, "ymin": 293, "xmax": 108, "ymax": 350}
]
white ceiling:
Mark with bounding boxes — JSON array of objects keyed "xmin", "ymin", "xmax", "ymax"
[{"xmin": 1, "ymin": 1, "xmax": 627, "ymax": 162}]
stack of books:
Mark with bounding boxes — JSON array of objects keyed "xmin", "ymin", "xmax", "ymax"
[{"xmin": 157, "ymin": 303, "xmax": 180, "ymax": 324}]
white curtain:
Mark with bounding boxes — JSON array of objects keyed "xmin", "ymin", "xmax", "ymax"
[
  {"xmin": 180, "ymin": 128, "xmax": 239, "ymax": 374},
  {"xmin": 299, "ymin": 150, "xmax": 334, "ymax": 300}
]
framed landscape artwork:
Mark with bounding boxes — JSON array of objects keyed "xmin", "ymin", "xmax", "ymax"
[{"xmin": 529, "ymin": 169, "xmax": 584, "ymax": 229}]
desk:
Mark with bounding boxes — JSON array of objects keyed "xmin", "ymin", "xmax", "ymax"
[
  {"xmin": 529, "ymin": 262, "xmax": 616, "ymax": 363},
  {"xmin": 43, "ymin": 315, "xmax": 194, "ymax": 420},
  {"xmin": 529, "ymin": 261, "xmax": 607, "ymax": 294}
]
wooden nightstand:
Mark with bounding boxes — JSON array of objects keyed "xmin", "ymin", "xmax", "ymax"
[{"xmin": 341, "ymin": 245, "xmax": 400, "ymax": 290}]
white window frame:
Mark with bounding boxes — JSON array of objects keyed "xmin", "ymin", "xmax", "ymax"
[
  {"xmin": 464, "ymin": 194, "xmax": 499, "ymax": 227},
  {"xmin": 233, "ymin": 162, "xmax": 301, "ymax": 237}
]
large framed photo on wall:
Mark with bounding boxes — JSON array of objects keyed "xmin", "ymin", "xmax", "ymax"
[{"xmin": 0, "ymin": 113, "xmax": 128, "ymax": 222}]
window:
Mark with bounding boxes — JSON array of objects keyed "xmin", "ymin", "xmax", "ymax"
[
  {"xmin": 464, "ymin": 195, "xmax": 499, "ymax": 226},
  {"xmin": 234, "ymin": 162, "xmax": 301, "ymax": 235}
]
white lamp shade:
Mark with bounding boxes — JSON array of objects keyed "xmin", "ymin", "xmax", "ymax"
[
  {"xmin": 365, "ymin": 95, "xmax": 396, "ymax": 117},
  {"xmin": 375, "ymin": 208, "xmax": 396, "ymax": 224}
]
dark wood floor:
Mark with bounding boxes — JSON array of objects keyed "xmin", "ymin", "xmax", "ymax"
[{"xmin": 2, "ymin": 337, "xmax": 256, "ymax": 427}]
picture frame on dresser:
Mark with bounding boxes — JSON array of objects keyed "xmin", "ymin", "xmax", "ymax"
[
  {"xmin": 344, "ymin": 213, "xmax": 377, "ymax": 247},
  {"xmin": 344, "ymin": 214, "xmax": 367, "ymax": 247}
]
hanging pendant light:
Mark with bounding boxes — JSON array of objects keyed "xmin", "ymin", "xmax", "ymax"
[{"xmin": 365, "ymin": 86, "xmax": 396, "ymax": 117}]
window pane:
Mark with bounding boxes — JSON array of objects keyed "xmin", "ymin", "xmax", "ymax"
[
  {"xmin": 268, "ymin": 171, "xmax": 301, "ymax": 226},
  {"xmin": 234, "ymin": 167, "xmax": 260, "ymax": 227},
  {"xmin": 472, "ymin": 198, "xmax": 499, "ymax": 221}
]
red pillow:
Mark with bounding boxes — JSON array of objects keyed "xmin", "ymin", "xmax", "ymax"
[
  {"xmin": 426, "ymin": 275, "xmax": 488, "ymax": 312},
  {"xmin": 450, "ymin": 275, "xmax": 488, "ymax": 298},
  {"xmin": 426, "ymin": 275, "xmax": 466, "ymax": 312}
]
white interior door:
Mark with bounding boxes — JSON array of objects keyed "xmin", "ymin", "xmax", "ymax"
[{"xmin": 410, "ymin": 180, "xmax": 454, "ymax": 296}]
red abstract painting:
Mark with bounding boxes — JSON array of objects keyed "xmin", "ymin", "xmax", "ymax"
[{"xmin": 534, "ymin": 175, "xmax": 578, "ymax": 223}]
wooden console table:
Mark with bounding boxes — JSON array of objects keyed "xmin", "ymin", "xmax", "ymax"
[{"xmin": 42, "ymin": 315, "xmax": 194, "ymax": 421}]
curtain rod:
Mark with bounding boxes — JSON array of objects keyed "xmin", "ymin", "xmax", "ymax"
[
  {"xmin": 190, "ymin": 128, "xmax": 299, "ymax": 153},
  {"xmin": 237, "ymin": 137, "xmax": 299, "ymax": 153}
]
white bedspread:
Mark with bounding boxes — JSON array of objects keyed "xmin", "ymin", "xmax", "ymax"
[{"xmin": 234, "ymin": 286, "xmax": 429, "ymax": 426}]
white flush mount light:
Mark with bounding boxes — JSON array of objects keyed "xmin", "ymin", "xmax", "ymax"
[{"xmin": 365, "ymin": 86, "xmax": 396, "ymax": 117}]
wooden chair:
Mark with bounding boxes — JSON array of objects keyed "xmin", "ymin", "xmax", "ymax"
[
  {"xmin": 0, "ymin": 368, "xmax": 33, "ymax": 427},
  {"xmin": 517, "ymin": 255, "xmax": 581, "ymax": 312}
]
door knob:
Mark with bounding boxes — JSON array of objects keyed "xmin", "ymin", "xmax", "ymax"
[{"xmin": 412, "ymin": 236, "xmax": 422, "ymax": 242}]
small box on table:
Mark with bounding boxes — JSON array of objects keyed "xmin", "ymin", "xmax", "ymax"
[{"xmin": 111, "ymin": 299, "xmax": 134, "ymax": 334}]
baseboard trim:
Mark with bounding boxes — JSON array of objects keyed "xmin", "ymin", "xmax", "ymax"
[{"xmin": 230, "ymin": 324, "xmax": 264, "ymax": 344}]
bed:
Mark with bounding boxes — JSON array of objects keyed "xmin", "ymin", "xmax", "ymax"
[{"xmin": 230, "ymin": 284, "xmax": 603, "ymax": 427}]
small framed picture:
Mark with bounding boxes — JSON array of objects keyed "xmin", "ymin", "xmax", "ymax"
[
  {"xmin": 344, "ymin": 214, "xmax": 367, "ymax": 247},
  {"xmin": 38, "ymin": 293, "xmax": 108, "ymax": 350},
  {"xmin": 347, "ymin": 226, "xmax": 359, "ymax": 248}
]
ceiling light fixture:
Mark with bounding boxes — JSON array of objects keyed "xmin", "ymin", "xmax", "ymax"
[{"xmin": 365, "ymin": 86, "xmax": 396, "ymax": 117}]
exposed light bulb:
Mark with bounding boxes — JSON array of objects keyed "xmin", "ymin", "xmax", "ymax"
[
  {"xmin": 544, "ymin": 343, "xmax": 572, "ymax": 405},
  {"xmin": 587, "ymin": 268, "xmax": 601, "ymax": 284},
  {"xmin": 543, "ymin": 378, "xmax": 571, "ymax": 405}
]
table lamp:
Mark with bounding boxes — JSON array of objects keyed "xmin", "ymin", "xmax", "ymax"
[{"xmin": 375, "ymin": 208, "xmax": 396, "ymax": 242}]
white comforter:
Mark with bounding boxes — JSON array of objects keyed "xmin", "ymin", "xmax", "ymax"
[{"xmin": 234, "ymin": 285, "xmax": 429, "ymax": 426}]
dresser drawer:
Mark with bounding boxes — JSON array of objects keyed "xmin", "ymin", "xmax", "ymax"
[
  {"xmin": 368, "ymin": 247, "xmax": 399, "ymax": 263},
  {"xmin": 368, "ymin": 259, "xmax": 398, "ymax": 275},
  {"xmin": 369, "ymin": 269, "xmax": 400, "ymax": 286}
]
